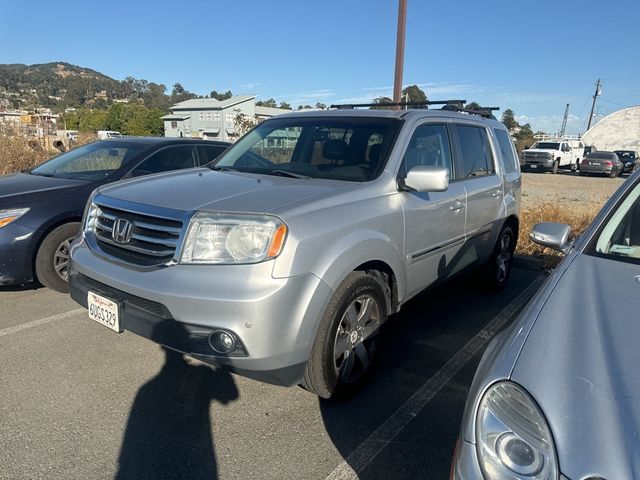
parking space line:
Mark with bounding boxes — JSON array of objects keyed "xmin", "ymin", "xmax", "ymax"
[
  {"xmin": 325, "ymin": 276, "xmax": 545, "ymax": 480},
  {"xmin": 0, "ymin": 308, "xmax": 85, "ymax": 337}
]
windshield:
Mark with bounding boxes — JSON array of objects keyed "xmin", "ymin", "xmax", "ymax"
[
  {"xmin": 615, "ymin": 151, "xmax": 636, "ymax": 160},
  {"xmin": 587, "ymin": 152, "xmax": 614, "ymax": 160},
  {"xmin": 592, "ymin": 181, "xmax": 640, "ymax": 264},
  {"xmin": 31, "ymin": 142, "xmax": 145, "ymax": 180},
  {"xmin": 532, "ymin": 142, "xmax": 560, "ymax": 150},
  {"xmin": 213, "ymin": 117, "xmax": 402, "ymax": 182}
]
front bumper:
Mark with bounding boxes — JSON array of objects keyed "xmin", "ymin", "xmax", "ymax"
[
  {"xmin": 69, "ymin": 239, "xmax": 333, "ymax": 386},
  {"xmin": 524, "ymin": 159, "xmax": 554, "ymax": 172},
  {"xmin": 0, "ymin": 221, "xmax": 37, "ymax": 285}
]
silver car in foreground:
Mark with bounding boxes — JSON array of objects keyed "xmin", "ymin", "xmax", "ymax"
[
  {"xmin": 69, "ymin": 107, "xmax": 521, "ymax": 398},
  {"xmin": 452, "ymin": 170, "xmax": 640, "ymax": 478}
]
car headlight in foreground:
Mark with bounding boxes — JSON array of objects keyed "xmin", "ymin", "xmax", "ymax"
[
  {"xmin": 180, "ymin": 212, "xmax": 287, "ymax": 264},
  {"xmin": 476, "ymin": 382, "xmax": 558, "ymax": 479},
  {"xmin": 0, "ymin": 208, "xmax": 30, "ymax": 228}
]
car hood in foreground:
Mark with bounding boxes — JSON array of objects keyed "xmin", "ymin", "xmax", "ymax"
[
  {"xmin": 98, "ymin": 168, "xmax": 353, "ymax": 215},
  {"xmin": 512, "ymin": 253, "xmax": 640, "ymax": 479},
  {"xmin": 0, "ymin": 172, "xmax": 86, "ymax": 201}
]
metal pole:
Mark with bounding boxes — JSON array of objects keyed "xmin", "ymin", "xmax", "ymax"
[
  {"xmin": 586, "ymin": 79, "xmax": 601, "ymax": 131},
  {"xmin": 392, "ymin": 0, "xmax": 407, "ymax": 106}
]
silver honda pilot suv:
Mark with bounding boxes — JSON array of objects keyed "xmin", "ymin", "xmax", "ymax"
[{"xmin": 69, "ymin": 106, "xmax": 521, "ymax": 398}]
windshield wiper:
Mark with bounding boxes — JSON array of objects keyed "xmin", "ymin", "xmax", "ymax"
[
  {"xmin": 265, "ymin": 170, "xmax": 310, "ymax": 179},
  {"xmin": 210, "ymin": 165, "xmax": 239, "ymax": 172}
]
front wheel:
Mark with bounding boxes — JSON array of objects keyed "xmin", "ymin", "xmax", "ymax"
[
  {"xmin": 35, "ymin": 222, "xmax": 81, "ymax": 293},
  {"xmin": 302, "ymin": 271, "xmax": 387, "ymax": 399},
  {"xmin": 482, "ymin": 225, "xmax": 516, "ymax": 292},
  {"xmin": 551, "ymin": 160, "xmax": 559, "ymax": 174}
]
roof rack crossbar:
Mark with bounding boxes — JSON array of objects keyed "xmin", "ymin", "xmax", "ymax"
[{"xmin": 329, "ymin": 99, "xmax": 466, "ymax": 110}]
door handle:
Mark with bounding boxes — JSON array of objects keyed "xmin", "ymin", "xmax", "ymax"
[{"xmin": 450, "ymin": 201, "xmax": 465, "ymax": 212}]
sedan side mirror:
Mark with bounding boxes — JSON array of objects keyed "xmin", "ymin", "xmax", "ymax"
[
  {"xmin": 403, "ymin": 165, "xmax": 449, "ymax": 192},
  {"xmin": 530, "ymin": 222, "xmax": 572, "ymax": 253}
]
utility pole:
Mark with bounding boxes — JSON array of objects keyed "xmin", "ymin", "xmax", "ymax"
[
  {"xmin": 392, "ymin": 0, "xmax": 407, "ymax": 107},
  {"xmin": 559, "ymin": 103, "xmax": 569, "ymax": 137},
  {"xmin": 586, "ymin": 79, "xmax": 601, "ymax": 131}
]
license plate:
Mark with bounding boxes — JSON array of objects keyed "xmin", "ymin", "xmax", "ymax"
[
  {"xmin": 530, "ymin": 164, "xmax": 538, "ymax": 169},
  {"xmin": 87, "ymin": 291, "xmax": 122, "ymax": 332}
]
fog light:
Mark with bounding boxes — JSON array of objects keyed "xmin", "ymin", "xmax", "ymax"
[{"xmin": 209, "ymin": 330, "xmax": 236, "ymax": 354}]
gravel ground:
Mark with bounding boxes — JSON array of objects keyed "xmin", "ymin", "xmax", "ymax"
[{"xmin": 521, "ymin": 171, "xmax": 627, "ymax": 209}]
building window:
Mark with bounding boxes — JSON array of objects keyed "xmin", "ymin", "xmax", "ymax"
[
  {"xmin": 214, "ymin": 113, "xmax": 220, "ymax": 121},
  {"xmin": 199, "ymin": 112, "xmax": 205, "ymax": 121},
  {"xmin": 205, "ymin": 112, "xmax": 212, "ymax": 121},
  {"xmin": 171, "ymin": 121, "xmax": 177, "ymax": 129},
  {"xmin": 225, "ymin": 112, "xmax": 235, "ymax": 123}
]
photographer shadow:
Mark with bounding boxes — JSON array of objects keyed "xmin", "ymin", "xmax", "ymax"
[{"xmin": 117, "ymin": 321, "xmax": 238, "ymax": 480}]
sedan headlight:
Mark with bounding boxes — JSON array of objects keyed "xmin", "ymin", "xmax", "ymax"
[
  {"xmin": 476, "ymin": 382, "xmax": 558, "ymax": 480},
  {"xmin": 180, "ymin": 212, "xmax": 287, "ymax": 264},
  {"xmin": 0, "ymin": 208, "xmax": 30, "ymax": 228}
]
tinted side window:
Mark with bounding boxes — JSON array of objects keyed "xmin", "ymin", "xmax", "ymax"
[
  {"xmin": 131, "ymin": 146, "xmax": 196, "ymax": 176},
  {"xmin": 196, "ymin": 145, "xmax": 228, "ymax": 166},
  {"xmin": 455, "ymin": 125, "xmax": 494, "ymax": 178},
  {"xmin": 401, "ymin": 124, "xmax": 454, "ymax": 179},
  {"xmin": 494, "ymin": 129, "xmax": 518, "ymax": 174}
]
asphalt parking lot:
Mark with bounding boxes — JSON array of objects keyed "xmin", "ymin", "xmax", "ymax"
[{"xmin": 0, "ymin": 267, "xmax": 544, "ymax": 480}]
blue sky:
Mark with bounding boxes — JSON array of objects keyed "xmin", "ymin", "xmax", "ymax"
[{"xmin": 1, "ymin": 0, "xmax": 638, "ymax": 134}]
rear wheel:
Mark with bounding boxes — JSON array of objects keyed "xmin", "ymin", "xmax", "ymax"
[
  {"xmin": 35, "ymin": 222, "xmax": 80, "ymax": 293},
  {"xmin": 609, "ymin": 169, "xmax": 617, "ymax": 178},
  {"xmin": 303, "ymin": 271, "xmax": 387, "ymax": 399},
  {"xmin": 482, "ymin": 225, "xmax": 515, "ymax": 292}
]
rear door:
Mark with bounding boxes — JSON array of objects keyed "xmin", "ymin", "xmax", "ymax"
[
  {"xmin": 399, "ymin": 122, "xmax": 467, "ymax": 298},
  {"xmin": 452, "ymin": 124, "xmax": 503, "ymax": 265}
]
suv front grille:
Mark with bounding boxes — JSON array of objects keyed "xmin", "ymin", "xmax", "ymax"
[{"xmin": 93, "ymin": 205, "xmax": 183, "ymax": 266}]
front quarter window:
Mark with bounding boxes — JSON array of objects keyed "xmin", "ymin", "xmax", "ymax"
[{"xmin": 592, "ymin": 181, "xmax": 640, "ymax": 262}]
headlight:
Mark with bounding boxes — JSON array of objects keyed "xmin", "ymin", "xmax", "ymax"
[
  {"xmin": 180, "ymin": 212, "xmax": 287, "ymax": 264},
  {"xmin": 83, "ymin": 202, "xmax": 102, "ymax": 234},
  {"xmin": 547, "ymin": 152, "xmax": 555, "ymax": 159},
  {"xmin": 476, "ymin": 382, "xmax": 558, "ymax": 480},
  {"xmin": 0, "ymin": 208, "xmax": 30, "ymax": 228}
]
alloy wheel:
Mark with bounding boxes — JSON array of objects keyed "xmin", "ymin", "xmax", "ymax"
[
  {"xmin": 53, "ymin": 237, "xmax": 73, "ymax": 281},
  {"xmin": 495, "ymin": 233, "xmax": 513, "ymax": 284}
]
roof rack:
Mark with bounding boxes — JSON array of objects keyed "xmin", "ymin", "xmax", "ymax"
[
  {"xmin": 329, "ymin": 99, "xmax": 499, "ymax": 119},
  {"xmin": 330, "ymin": 99, "xmax": 466, "ymax": 110}
]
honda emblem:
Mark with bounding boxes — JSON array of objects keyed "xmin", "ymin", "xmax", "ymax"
[{"xmin": 112, "ymin": 218, "xmax": 133, "ymax": 244}]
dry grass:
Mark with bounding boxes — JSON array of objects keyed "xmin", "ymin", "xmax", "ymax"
[
  {"xmin": 0, "ymin": 134, "xmax": 51, "ymax": 175},
  {"xmin": 0, "ymin": 133, "xmax": 97, "ymax": 176},
  {"xmin": 516, "ymin": 201, "xmax": 603, "ymax": 266}
]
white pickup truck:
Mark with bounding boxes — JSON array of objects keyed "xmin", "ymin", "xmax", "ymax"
[{"xmin": 522, "ymin": 139, "xmax": 584, "ymax": 173}]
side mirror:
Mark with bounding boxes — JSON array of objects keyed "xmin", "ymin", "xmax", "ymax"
[
  {"xmin": 403, "ymin": 165, "xmax": 449, "ymax": 192},
  {"xmin": 530, "ymin": 222, "xmax": 571, "ymax": 253}
]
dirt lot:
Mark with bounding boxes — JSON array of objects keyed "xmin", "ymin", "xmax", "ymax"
[{"xmin": 521, "ymin": 171, "xmax": 626, "ymax": 208}]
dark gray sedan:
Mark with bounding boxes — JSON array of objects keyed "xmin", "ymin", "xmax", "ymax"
[
  {"xmin": 579, "ymin": 150, "xmax": 623, "ymax": 177},
  {"xmin": 452, "ymin": 169, "xmax": 640, "ymax": 479}
]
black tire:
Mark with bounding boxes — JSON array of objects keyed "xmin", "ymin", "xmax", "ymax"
[
  {"xmin": 609, "ymin": 169, "xmax": 617, "ymax": 178},
  {"xmin": 551, "ymin": 160, "xmax": 559, "ymax": 174},
  {"xmin": 35, "ymin": 222, "xmax": 80, "ymax": 293},
  {"xmin": 302, "ymin": 271, "xmax": 387, "ymax": 399},
  {"xmin": 482, "ymin": 225, "xmax": 515, "ymax": 293}
]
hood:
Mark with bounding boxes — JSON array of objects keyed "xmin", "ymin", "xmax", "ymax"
[
  {"xmin": 523, "ymin": 148, "xmax": 556, "ymax": 154},
  {"xmin": 0, "ymin": 172, "xmax": 85, "ymax": 201},
  {"xmin": 98, "ymin": 168, "xmax": 348, "ymax": 215},
  {"xmin": 512, "ymin": 253, "xmax": 640, "ymax": 479}
]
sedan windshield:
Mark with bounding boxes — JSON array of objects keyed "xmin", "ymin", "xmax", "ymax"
[
  {"xmin": 31, "ymin": 142, "xmax": 145, "ymax": 180},
  {"xmin": 212, "ymin": 117, "xmax": 402, "ymax": 182},
  {"xmin": 592, "ymin": 181, "xmax": 640, "ymax": 263}
]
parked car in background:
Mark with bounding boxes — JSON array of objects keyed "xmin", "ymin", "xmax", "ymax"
[
  {"xmin": 97, "ymin": 130, "xmax": 123, "ymax": 140},
  {"xmin": 522, "ymin": 139, "xmax": 582, "ymax": 173},
  {"xmin": 452, "ymin": 169, "xmax": 640, "ymax": 479},
  {"xmin": 69, "ymin": 105, "xmax": 521, "ymax": 399},
  {"xmin": 614, "ymin": 149, "xmax": 640, "ymax": 174},
  {"xmin": 0, "ymin": 138, "xmax": 229, "ymax": 292},
  {"xmin": 579, "ymin": 150, "xmax": 623, "ymax": 177}
]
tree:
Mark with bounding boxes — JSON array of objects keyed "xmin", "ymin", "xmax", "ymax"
[
  {"xmin": 256, "ymin": 98, "xmax": 277, "ymax": 107},
  {"xmin": 210, "ymin": 90, "xmax": 233, "ymax": 101},
  {"xmin": 297, "ymin": 105, "xmax": 312, "ymax": 110},
  {"xmin": 233, "ymin": 108, "xmax": 255, "ymax": 137},
  {"xmin": 514, "ymin": 123, "xmax": 535, "ymax": 153},
  {"xmin": 401, "ymin": 85, "xmax": 427, "ymax": 104},
  {"xmin": 315, "ymin": 102, "xmax": 326, "ymax": 110},
  {"xmin": 279, "ymin": 101, "xmax": 291, "ymax": 110},
  {"xmin": 170, "ymin": 83, "xmax": 197, "ymax": 104},
  {"xmin": 501, "ymin": 109, "xmax": 519, "ymax": 131},
  {"xmin": 466, "ymin": 101, "xmax": 482, "ymax": 110},
  {"xmin": 370, "ymin": 96, "xmax": 393, "ymax": 109}
]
